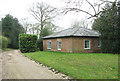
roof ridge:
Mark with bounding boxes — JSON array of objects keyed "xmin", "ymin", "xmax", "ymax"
[
  {"xmin": 83, "ymin": 27, "xmax": 99, "ymax": 33},
  {"xmin": 84, "ymin": 28, "xmax": 99, "ymax": 34},
  {"xmin": 57, "ymin": 27, "xmax": 74, "ymax": 34},
  {"xmin": 43, "ymin": 27, "xmax": 100, "ymax": 39},
  {"xmin": 71, "ymin": 27, "xmax": 81, "ymax": 35},
  {"xmin": 82, "ymin": 28, "xmax": 100, "ymax": 36}
]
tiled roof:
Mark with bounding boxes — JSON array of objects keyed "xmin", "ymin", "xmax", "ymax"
[{"xmin": 43, "ymin": 27, "xmax": 100, "ymax": 39}]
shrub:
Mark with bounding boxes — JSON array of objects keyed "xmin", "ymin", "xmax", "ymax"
[
  {"xmin": 19, "ymin": 34, "xmax": 37, "ymax": 53},
  {"xmin": 37, "ymin": 38, "xmax": 43, "ymax": 51},
  {"xmin": 0, "ymin": 36, "xmax": 8, "ymax": 49}
]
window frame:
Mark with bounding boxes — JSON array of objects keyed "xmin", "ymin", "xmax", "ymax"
[
  {"xmin": 58, "ymin": 41, "xmax": 61, "ymax": 50},
  {"xmin": 47, "ymin": 41, "xmax": 51, "ymax": 49},
  {"xmin": 84, "ymin": 40, "xmax": 90, "ymax": 49},
  {"xmin": 98, "ymin": 40, "xmax": 101, "ymax": 47}
]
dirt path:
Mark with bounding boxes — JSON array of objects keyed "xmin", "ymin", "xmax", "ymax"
[{"xmin": 2, "ymin": 50, "xmax": 64, "ymax": 79}]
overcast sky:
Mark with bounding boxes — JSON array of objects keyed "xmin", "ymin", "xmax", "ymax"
[{"xmin": 0, "ymin": 0, "xmax": 107, "ymax": 29}]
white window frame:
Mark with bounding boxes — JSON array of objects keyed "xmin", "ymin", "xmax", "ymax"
[
  {"xmin": 98, "ymin": 40, "xmax": 101, "ymax": 47},
  {"xmin": 58, "ymin": 41, "xmax": 61, "ymax": 50},
  {"xmin": 84, "ymin": 40, "xmax": 90, "ymax": 49},
  {"xmin": 47, "ymin": 41, "xmax": 51, "ymax": 49}
]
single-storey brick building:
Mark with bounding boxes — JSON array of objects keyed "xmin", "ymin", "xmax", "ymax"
[{"xmin": 43, "ymin": 27, "xmax": 101, "ymax": 53}]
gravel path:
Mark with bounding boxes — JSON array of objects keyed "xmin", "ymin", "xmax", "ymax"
[{"xmin": 2, "ymin": 50, "xmax": 65, "ymax": 79}]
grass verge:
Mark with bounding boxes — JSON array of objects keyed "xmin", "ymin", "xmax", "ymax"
[{"xmin": 24, "ymin": 51, "xmax": 118, "ymax": 79}]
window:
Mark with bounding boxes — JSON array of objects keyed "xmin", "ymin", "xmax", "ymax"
[
  {"xmin": 84, "ymin": 40, "xmax": 90, "ymax": 49},
  {"xmin": 98, "ymin": 40, "xmax": 101, "ymax": 47},
  {"xmin": 47, "ymin": 41, "xmax": 51, "ymax": 49},
  {"xmin": 58, "ymin": 41, "xmax": 61, "ymax": 50}
]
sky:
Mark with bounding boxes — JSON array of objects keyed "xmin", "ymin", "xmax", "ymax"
[{"xmin": 0, "ymin": 0, "xmax": 108, "ymax": 29}]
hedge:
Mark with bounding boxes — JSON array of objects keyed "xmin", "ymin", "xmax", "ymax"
[
  {"xmin": 19, "ymin": 34, "xmax": 37, "ymax": 53},
  {"xmin": 37, "ymin": 38, "xmax": 43, "ymax": 51},
  {"xmin": 0, "ymin": 36, "xmax": 8, "ymax": 49}
]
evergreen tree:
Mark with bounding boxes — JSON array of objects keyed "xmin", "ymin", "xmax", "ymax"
[
  {"xmin": 92, "ymin": 3, "xmax": 119, "ymax": 53},
  {"xmin": 2, "ymin": 14, "xmax": 25, "ymax": 49}
]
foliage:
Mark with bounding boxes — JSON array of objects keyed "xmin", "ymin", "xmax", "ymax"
[
  {"xmin": 24, "ymin": 51, "xmax": 118, "ymax": 79},
  {"xmin": 0, "ymin": 21, "xmax": 2, "ymax": 35},
  {"xmin": 92, "ymin": 3, "xmax": 119, "ymax": 54},
  {"xmin": 0, "ymin": 36, "xmax": 8, "ymax": 49},
  {"xmin": 19, "ymin": 34, "xmax": 37, "ymax": 53},
  {"xmin": 29, "ymin": 2, "xmax": 58, "ymax": 52},
  {"xmin": 37, "ymin": 38, "xmax": 43, "ymax": 51},
  {"xmin": 2, "ymin": 14, "xmax": 25, "ymax": 49},
  {"xmin": 40, "ymin": 26, "xmax": 53, "ymax": 37},
  {"xmin": 37, "ymin": 27, "xmax": 53, "ymax": 51}
]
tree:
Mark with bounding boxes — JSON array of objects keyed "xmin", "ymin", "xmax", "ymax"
[
  {"xmin": 71, "ymin": 19, "xmax": 88, "ymax": 28},
  {"xmin": 37, "ymin": 27, "xmax": 54, "ymax": 51},
  {"xmin": 0, "ymin": 21, "xmax": 2, "ymax": 35},
  {"xmin": 29, "ymin": 2, "xmax": 58, "ymax": 38},
  {"xmin": 37, "ymin": 22, "xmax": 56, "ymax": 51},
  {"xmin": 92, "ymin": 3, "xmax": 119, "ymax": 53},
  {"xmin": 117, "ymin": 1, "xmax": 120, "ymax": 54},
  {"xmin": 63, "ymin": 0, "xmax": 117, "ymax": 19},
  {"xmin": 2, "ymin": 14, "xmax": 25, "ymax": 49},
  {"xmin": 28, "ymin": 23, "xmax": 37, "ymax": 34},
  {"xmin": 64, "ymin": 0, "xmax": 119, "ymax": 54},
  {"xmin": 21, "ymin": 18, "xmax": 30, "ymax": 34}
]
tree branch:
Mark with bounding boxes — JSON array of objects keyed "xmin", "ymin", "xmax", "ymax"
[{"xmin": 86, "ymin": 0, "xmax": 97, "ymax": 15}]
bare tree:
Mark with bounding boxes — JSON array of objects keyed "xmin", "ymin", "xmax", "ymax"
[
  {"xmin": 63, "ymin": 0, "xmax": 117, "ymax": 19},
  {"xmin": 29, "ymin": 2, "xmax": 59, "ymax": 37},
  {"xmin": 71, "ymin": 19, "xmax": 88, "ymax": 28},
  {"xmin": 21, "ymin": 18, "xmax": 30, "ymax": 34},
  {"xmin": 28, "ymin": 24, "xmax": 35, "ymax": 34},
  {"xmin": 79, "ymin": 20, "xmax": 88, "ymax": 28}
]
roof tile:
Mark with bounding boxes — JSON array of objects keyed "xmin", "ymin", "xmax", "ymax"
[{"xmin": 43, "ymin": 27, "xmax": 100, "ymax": 39}]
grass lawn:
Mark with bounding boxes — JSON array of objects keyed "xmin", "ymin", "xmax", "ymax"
[
  {"xmin": 2, "ymin": 48, "xmax": 14, "ymax": 51},
  {"xmin": 0, "ymin": 48, "xmax": 13, "ymax": 52},
  {"xmin": 24, "ymin": 51, "xmax": 118, "ymax": 79}
]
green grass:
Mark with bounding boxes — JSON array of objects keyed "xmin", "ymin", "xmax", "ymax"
[
  {"xmin": 24, "ymin": 51, "xmax": 118, "ymax": 79},
  {"xmin": 6, "ymin": 48, "xmax": 14, "ymax": 50},
  {"xmin": 3, "ymin": 48, "xmax": 14, "ymax": 51},
  {"xmin": 0, "ymin": 48, "xmax": 14, "ymax": 52}
]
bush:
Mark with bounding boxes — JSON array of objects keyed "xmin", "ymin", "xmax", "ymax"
[
  {"xmin": 0, "ymin": 36, "xmax": 8, "ymax": 49},
  {"xmin": 37, "ymin": 38, "xmax": 43, "ymax": 51},
  {"xmin": 19, "ymin": 34, "xmax": 37, "ymax": 53}
]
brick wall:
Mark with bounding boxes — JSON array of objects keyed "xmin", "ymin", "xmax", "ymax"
[
  {"xmin": 43, "ymin": 37, "xmax": 72, "ymax": 52},
  {"xmin": 43, "ymin": 37, "xmax": 101, "ymax": 53},
  {"xmin": 72, "ymin": 37, "xmax": 101, "ymax": 53}
]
